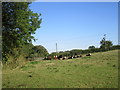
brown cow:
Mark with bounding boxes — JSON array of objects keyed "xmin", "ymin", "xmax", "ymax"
[{"xmin": 54, "ymin": 55, "xmax": 58, "ymax": 60}]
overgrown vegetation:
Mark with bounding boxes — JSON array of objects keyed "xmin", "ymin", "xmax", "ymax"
[{"xmin": 3, "ymin": 44, "xmax": 49, "ymax": 69}]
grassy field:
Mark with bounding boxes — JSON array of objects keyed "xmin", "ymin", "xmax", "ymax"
[{"xmin": 2, "ymin": 50, "xmax": 118, "ymax": 88}]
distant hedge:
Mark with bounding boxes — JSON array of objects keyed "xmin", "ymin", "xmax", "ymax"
[{"xmin": 49, "ymin": 45, "xmax": 120, "ymax": 58}]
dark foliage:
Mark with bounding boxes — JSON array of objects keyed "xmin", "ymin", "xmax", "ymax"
[{"xmin": 2, "ymin": 2, "xmax": 42, "ymax": 62}]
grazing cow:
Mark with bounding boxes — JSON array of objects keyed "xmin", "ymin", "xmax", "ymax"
[
  {"xmin": 77, "ymin": 55, "xmax": 80, "ymax": 58},
  {"xmin": 79, "ymin": 55, "xmax": 82, "ymax": 57},
  {"xmin": 73, "ymin": 56, "xmax": 77, "ymax": 58},
  {"xmin": 44, "ymin": 57, "xmax": 47, "ymax": 60},
  {"xmin": 44, "ymin": 56, "xmax": 52, "ymax": 60},
  {"xmin": 48, "ymin": 56, "xmax": 52, "ymax": 60},
  {"xmin": 86, "ymin": 53, "xmax": 91, "ymax": 56},
  {"xmin": 68, "ymin": 56, "xmax": 73, "ymax": 59},
  {"xmin": 54, "ymin": 55, "xmax": 58, "ymax": 60},
  {"xmin": 57, "ymin": 55, "xmax": 63, "ymax": 60},
  {"xmin": 63, "ymin": 56, "xmax": 67, "ymax": 60},
  {"xmin": 44, "ymin": 57, "xmax": 48, "ymax": 60}
]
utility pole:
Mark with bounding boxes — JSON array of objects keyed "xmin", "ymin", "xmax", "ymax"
[
  {"xmin": 104, "ymin": 34, "xmax": 106, "ymax": 50},
  {"xmin": 56, "ymin": 43, "xmax": 58, "ymax": 53},
  {"xmin": 104, "ymin": 34, "xmax": 106, "ymax": 40}
]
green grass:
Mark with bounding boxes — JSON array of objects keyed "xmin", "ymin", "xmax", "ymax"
[{"xmin": 2, "ymin": 50, "xmax": 118, "ymax": 88}]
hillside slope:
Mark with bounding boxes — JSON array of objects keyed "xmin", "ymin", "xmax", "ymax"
[{"xmin": 2, "ymin": 50, "xmax": 118, "ymax": 88}]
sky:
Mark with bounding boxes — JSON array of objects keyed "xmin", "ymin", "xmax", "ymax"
[
  {"xmin": 29, "ymin": 2, "xmax": 118, "ymax": 53},
  {"xmin": 35, "ymin": 0, "xmax": 119, "ymax": 2}
]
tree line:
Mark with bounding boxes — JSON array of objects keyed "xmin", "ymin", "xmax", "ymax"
[{"xmin": 49, "ymin": 37, "xmax": 120, "ymax": 59}]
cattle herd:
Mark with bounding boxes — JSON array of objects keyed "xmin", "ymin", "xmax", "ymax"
[{"xmin": 44, "ymin": 53, "xmax": 91, "ymax": 60}]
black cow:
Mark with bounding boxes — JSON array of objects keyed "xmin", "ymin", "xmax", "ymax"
[
  {"xmin": 68, "ymin": 56, "xmax": 73, "ymax": 59},
  {"xmin": 63, "ymin": 56, "xmax": 67, "ymax": 60},
  {"xmin": 73, "ymin": 56, "xmax": 77, "ymax": 58},
  {"xmin": 57, "ymin": 55, "xmax": 63, "ymax": 60},
  {"xmin": 86, "ymin": 53, "xmax": 91, "ymax": 56}
]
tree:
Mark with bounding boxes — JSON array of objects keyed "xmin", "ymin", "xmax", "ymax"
[
  {"xmin": 2, "ymin": 2, "xmax": 42, "ymax": 61},
  {"xmin": 88, "ymin": 46, "xmax": 95, "ymax": 49},
  {"xmin": 88, "ymin": 46, "xmax": 96, "ymax": 53},
  {"xmin": 70, "ymin": 49, "xmax": 82, "ymax": 56},
  {"xmin": 100, "ymin": 34, "xmax": 113, "ymax": 51},
  {"xmin": 32, "ymin": 45, "xmax": 49, "ymax": 57},
  {"xmin": 110, "ymin": 45, "xmax": 120, "ymax": 50}
]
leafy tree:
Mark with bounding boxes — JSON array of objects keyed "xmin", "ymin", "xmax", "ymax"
[
  {"xmin": 70, "ymin": 49, "xmax": 82, "ymax": 56},
  {"xmin": 100, "ymin": 34, "xmax": 113, "ymax": 51},
  {"xmin": 92, "ymin": 48, "xmax": 100, "ymax": 52},
  {"xmin": 2, "ymin": 2, "xmax": 42, "ymax": 61},
  {"xmin": 88, "ymin": 46, "xmax": 96, "ymax": 53},
  {"xmin": 88, "ymin": 46, "xmax": 95, "ymax": 49},
  {"xmin": 82, "ymin": 49, "xmax": 90, "ymax": 54},
  {"xmin": 20, "ymin": 43, "xmax": 34, "ymax": 57},
  {"xmin": 63, "ymin": 51, "xmax": 71, "ymax": 56},
  {"xmin": 32, "ymin": 45, "xmax": 49, "ymax": 57}
]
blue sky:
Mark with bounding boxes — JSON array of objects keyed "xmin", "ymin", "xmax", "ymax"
[{"xmin": 30, "ymin": 2, "xmax": 118, "ymax": 53}]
